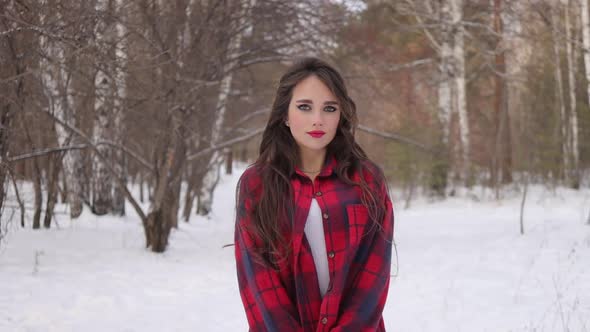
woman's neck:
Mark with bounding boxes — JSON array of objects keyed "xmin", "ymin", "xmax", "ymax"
[{"xmin": 299, "ymin": 148, "xmax": 326, "ymax": 174}]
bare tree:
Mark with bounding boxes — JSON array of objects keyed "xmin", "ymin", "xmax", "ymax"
[
  {"xmin": 0, "ymin": 0, "xmax": 31, "ymax": 226},
  {"xmin": 111, "ymin": 0, "xmax": 129, "ymax": 215},
  {"xmin": 551, "ymin": 4, "xmax": 570, "ymax": 184},
  {"xmin": 196, "ymin": 0, "xmax": 253, "ymax": 216},
  {"xmin": 396, "ymin": 0, "xmax": 470, "ymax": 192},
  {"xmin": 565, "ymin": 0, "xmax": 580, "ymax": 188},
  {"xmin": 491, "ymin": 0, "xmax": 514, "ymax": 197},
  {"xmin": 92, "ymin": 0, "xmax": 116, "ymax": 215},
  {"xmin": 451, "ymin": 0, "xmax": 470, "ymax": 181},
  {"xmin": 38, "ymin": 0, "xmax": 87, "ymax": 220}
]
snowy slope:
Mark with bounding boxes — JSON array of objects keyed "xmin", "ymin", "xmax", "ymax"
[{"xmin": 1, "ymin": 167, "xmax": 589, "ymax": 332}]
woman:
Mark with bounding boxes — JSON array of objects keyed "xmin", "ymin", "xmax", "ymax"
[{"xmin": 235, "ymin": 57, "xmax": 394, "ymax": 332}]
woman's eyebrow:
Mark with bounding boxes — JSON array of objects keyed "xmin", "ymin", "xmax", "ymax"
[{"xmin": 295, "ymin": 99, "xmax": 339, "ymax": 105}]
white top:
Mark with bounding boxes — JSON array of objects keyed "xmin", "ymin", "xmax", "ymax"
[{"xmin": 304, "ymin": 198, "xmax": 330, "ymax": 297}]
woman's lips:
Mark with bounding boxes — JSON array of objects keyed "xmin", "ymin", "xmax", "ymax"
[{"xmin": 307, "ymin": 131, "xmax": 325, "ymax": 138}]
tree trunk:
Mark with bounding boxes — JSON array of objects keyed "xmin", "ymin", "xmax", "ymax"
[
  {"xmin": 225, "ymin": 148, "xmax": 233, "ymax": 175},
  {"xmin": 7, "ymin": 168, "xmax": 25, "ymax": 228},
  {"xmin": 581, "ymin": 0, "xmax": 590, "ymax": 125},
  {"xmin": 0, "ymin": 2, "xmax": 27, "ymax": 216},
  {"xmin": 112, "ymin": 152, "xmax": 127, "ymax": 216},
  {"xmin": 39, "ymin": 4, "xmax": 84, "ymax": 219},
  {"xmin": 43, "ymin": 154, "xmax": 62, "ymax": 228},
  {"xmin": 32, "ymin": 164, "xmax": 43, "ymax": 229},
  {"xmin": 92, "ymin": 75, "xmax": 113, "ymax": 216},
  {"xmin": 112, "ymin": 0, "xmax": 128, "ymax": 215},
  {"xmin": 0, "ymin": 9, "xmax": 11, "ymax": 215},
  {"xmin": 579, "ymin": 0, "xmax": 589, "ymax": 196},
  {"xmin": 429, "ymin": 1, "xmax": 453, "ymax": 196},
  {"xmin": 139, "ymin": 172, "xmax": 145, "ymax": 203},
  {"xmin": 492, "ymin": 0, "xmax": 513, "ymax": 198},
  {"xmin": 196, "ymin": 1, "xmax": 251, "ymax": 215},
  {"xmin": 451, "ymin": 0, "xmax": 470, "ymax": 182},
  {"xmin": 197, "ymin": 158, "xmax": 221, "ymax": 215},
  {"xmin": 182, "ymin": 168, "xmax": 198, "ymax": 222},
  {"xmin": 182, "ymin": 187, "xmax": 195, "ymax": 222},
  {"xmin": 92, "ymin": 0, "xmax": 116, "ymax": 216},
  {"xmin": 438, "ymin": 1, "xmax": 453, "ymax": 148},
  {"xmin": 22, "ymin": 116, "xmax": 43, "ymax": 229},
  {"xmin": 551, "ymin": 5, "xmax": 569, "ymax": 181},
  {"xmin": 519, "ymin": 175, "xmax": 528, "ymax": 235},
  {"xmin": 169, "ymin": 170, "xmax": 183, "ymax": 229},
  {"xmin": 566, "ymin": 0, "xmax": 580, "ymax": 188},
  {"xmin": 145, "ymin": 208, "xmax": 171, "ymax": 253},
  {"xmin": 145, "ymin": 111, "xmax": 186, "ymax": 251},
  {"xmin": 0, "ymin": 66, "xmax": 8, "ymax": 223}
]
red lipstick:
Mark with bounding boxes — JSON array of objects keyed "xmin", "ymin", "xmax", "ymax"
[{"xmin": 307, "ymin": 131, "xmax": 326, "ymax": 138}]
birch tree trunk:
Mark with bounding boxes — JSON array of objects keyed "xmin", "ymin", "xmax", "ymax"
[
  {"xmin": 38, "ymin": 2, "xmax": 75, "ymax": 225},
  {"xmin": 145, "ymin": 110, "xmax": 186, "ymax": 251},
  {"xmin": 491, "ymin": 0, "xmax": 513, "ymax": 197},
  {"xmin": 580, "ymin": 0, "xmax": 590, "ymax": 195},
  {"xmin": 438, "ymin": 1, "xmax": 453, "ymax": 147},
  {"xmin": 551, "ymin": 5, "xmax": 569, "ymax": 181},
  {"xmin": 32, "ymin": 162, "xmax": 43, "ymax": 228},
  {"xmin": 92, "ymin": 0, "xmax": 115, "ymax": 215},
  {"xmin": 141, "ymin": 0, "xmax": 188, "ymax": 251},
  {"xmin": 451, "ymin": 0, "xmax": 470, "ymax": 181},
  {"xmin": 401, "ymin": 0, "xmax": 452, "ymax": 195},
  {"xmin": 43, "ymin": 153, "xmax": 61, "ymax": 228},
  {"xmin": 582, "ymin": 0, "xmax": 590, "ymax": 113},
  {"xmin": 196, "ymin": 1, "xmax": 252, "ymax": 215},
  {"xmin": 429, "ymin": 0, "xmax": 453, "ymax": 196},
  {"xmin": 21, "ymin": 118, "xmax": 43, "ymax": 228},
  {"xmin": 566, "ymin": 0, "xmax": 580, "ymax": 188},
  {"xmin": 38, "ymin": 2, "xmax": 84, "ymax": 218},
  {"xmin": 112, "ymin": 0, "xmax": 128, "ymax": 215},
  {"xmin": 0, "ymin": 1, "xmax": 21, "ymax": 215}
]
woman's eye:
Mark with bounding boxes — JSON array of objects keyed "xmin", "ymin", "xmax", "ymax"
[
  {"xmin": 324, "ymin": 106, "xmax": 337, "ymax": 112},
  {"xmin": 297, "ymin": 104, "xmax": 311, "ymax": 111}
]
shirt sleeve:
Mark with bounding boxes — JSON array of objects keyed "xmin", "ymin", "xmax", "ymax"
[
  {"xmin": 234, "ymin": 172, "xmax": 305, "ymax": 332},
  {"xmin": 328, "ymin": 180, "xmax": 394, "ymax": 332}
]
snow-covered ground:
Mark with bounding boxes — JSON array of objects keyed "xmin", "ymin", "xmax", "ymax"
[{"xmin": 1, "ymin": 166, "xmax": 589, "ymax": 332}]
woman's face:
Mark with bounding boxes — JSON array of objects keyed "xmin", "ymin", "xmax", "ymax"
[{"xmin": 286, "ymin": 75, "xmax": 341, "ymax": 158}]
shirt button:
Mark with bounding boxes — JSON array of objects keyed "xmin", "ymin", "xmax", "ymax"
[
  {"xmin": 315, "ymin": 191, "xmax": 322, "ymax": 197},
  {"xmin": 321, "ymin": 317, "xmax": 328, "ymax": 325},
  {"xmin": 322, "ymin": 213, "xmax": 329, "ymax": 219},
  {"xmin": 328, "ymin": 251, "xmax": 335, "ymax": 258}
]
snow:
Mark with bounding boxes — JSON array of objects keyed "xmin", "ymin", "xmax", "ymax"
[{"xmin": 1, "ymin": 166, "xmax": 589, "ymax": 332}]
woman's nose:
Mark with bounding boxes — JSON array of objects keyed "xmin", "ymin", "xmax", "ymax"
[{"xmin": 312, "ymin": 110, "xmax": 324, "ymax": 126}]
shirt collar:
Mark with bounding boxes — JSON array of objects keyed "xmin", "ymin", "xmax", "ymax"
[{"xmin": 294, "ymin": 154, "xmax": 337, "ymax": 179}]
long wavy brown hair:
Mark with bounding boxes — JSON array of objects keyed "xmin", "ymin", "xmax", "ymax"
[{"xmin": 239, "ymin": 57, "xmax": 387, "ymax": 269}]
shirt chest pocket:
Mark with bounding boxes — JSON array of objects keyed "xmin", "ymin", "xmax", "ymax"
[{"xmin": 345, "ymin": 204, "xmax": 370, "ymax": 247}]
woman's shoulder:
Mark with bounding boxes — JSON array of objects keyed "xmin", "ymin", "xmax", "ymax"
[
  {"xmin": 237, "ymin": 163, "xmax": 264, "ymax": 197},
  {"xmin": 239, "ymin": 163, "xmax": 262, "ymax": 181},
  {"xmin": 356, "ymin": 158, "xmax": 386, "ymax": 185}
]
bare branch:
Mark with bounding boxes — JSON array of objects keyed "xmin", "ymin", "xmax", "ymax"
[
  {"xmin": 43, "ymin": 110, "xmax": 147, "ymax": 222},
  {"xmin": 8, "ymin": 144, "xmax": 87, "ymax": 162},
  {"xmin": 401, "ymin": 0, "xmax": 442, "ymax": 52},
  {"xmin": 95, "ymin": 141, "xmax": 153, "ymax": 172},
  {"xmin": 7, "ymin": 142, "xmax": 154, "ymax": 172},
  {"xmin": 345, "ymin": 58, "xmax": 435, "ymax": 80},
  {"xmin": 187, "ymin": 127, "xmax": 264, "ymax": 161},
  {"xmin": 357, "ymin": 124, "xmax": 434, "ymax": 154},
  {"xmin": 224, "ymin": 108, "xmax": 270, "ymax": 135}
]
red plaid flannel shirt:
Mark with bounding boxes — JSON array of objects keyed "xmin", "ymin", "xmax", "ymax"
[{"xmin": 235, "ymin": 156, "xmax": 394, "ymax": 332}]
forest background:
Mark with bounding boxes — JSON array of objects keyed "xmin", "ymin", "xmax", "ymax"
[{"xmin": 1, "ymin": 0, "xmax": 589, "ymax": 250}]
